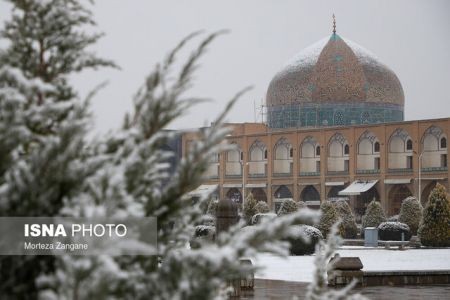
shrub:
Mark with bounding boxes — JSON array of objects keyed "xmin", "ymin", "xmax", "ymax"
[
  {"xmin": 198, "ymin": 214, "xmax": 215, "ymax": 226},
  {"xmin": 399, "ymin": 196, "xmax": 423, "ymax": 235},
  {"xmin": 277, "ymin": 199, "xmax": 298, "ymax": 216},
  {"xmin": 317, "ymin": 201, "xmax": 340, "ymax": 237},
  {"xmin": 378, "ymin": 222, "xmax": 411, "ymax": 241},
  {"xmin": 254, "ymin": 201, "xmax": 270, "ymax": 214},
  {"xmin": 334, "ymin": 200, "xmax": 358, "ymax": 239},
  {"xmin": 418, "ymin": 183, "xmax": 450, "ymax": 247},
  {"xmin": 191, "ymin": 225, "xmax": 216, "ymax": 249},
  {"xmin": 242, "ymin": 193, "xmax": 258, "ymax": 225},
  {"xmin": 362, "ymin": 200, "xmax": 386, "ymax": 229},
  {"xmin": 297, "ymin": 201, "xmax": 307, "ymax": 210},
  {"xmin": 206, "ymin": 199, "xmax": 219, "ymax": 216},
  {"xmin": 287, "ymin": 225, "xmax": 323, "ymax": 255},
  {"xmin": 251, "ymin": 213, "xmax": 277, "ymax": 225}
]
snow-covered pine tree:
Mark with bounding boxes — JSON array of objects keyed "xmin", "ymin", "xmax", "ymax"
[
  {"xmin": 243, "ymin": 192, "xmax": 258, "ymax": 224},
  {"xmin": 36, "ymin": 31, "xmax": 325, "ymax": 299},
  {"xmin": 418, "ymin": 183, "xmax": 450, "ymax": 247},
  {"xmin": 1, "ymin": 1, "xmax": 366, "ymax": 299},
  {"xmin": 0, "ymin": 0, "xmax": 115, "ymax": 297},
  {"xmin": 398, "ymin": 196, "xmax": 423, "ymax": 235},
  {"xmin": 317, "ymin": 201, "xmax": 341, "ymax": 237},
  {"xmin": 254, "ymin": 201, "xmax": 270, "ymax": 214},
  {"xmin": 335, "ymin": 200, "xmax": 358, "ymax": 239},
  {"xmin": 362, "ymin": 200, "xmax": 386, "ymax": 229},
  {"xmin": 277, "ymin": 198, "xmax": 299, "ymax": 216}
]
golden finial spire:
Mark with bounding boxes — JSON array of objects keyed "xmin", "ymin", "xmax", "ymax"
[{"xmin": 332, "ymin": 14, "xmax": 336, "ymax": 34}]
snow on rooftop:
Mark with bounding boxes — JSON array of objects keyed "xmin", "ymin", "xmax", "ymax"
[{"xmin": 277, "ymin": 34, "xmax": 384, "ymax": 76}]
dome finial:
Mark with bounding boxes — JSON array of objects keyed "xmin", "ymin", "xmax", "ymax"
[{"xmin": 332, "ymin": 14, "xmax": 336, "ymax": 34}]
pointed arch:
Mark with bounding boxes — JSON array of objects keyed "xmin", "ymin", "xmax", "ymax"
[
  {"xmin": 273, "ymin": 137, "xmax": 293, "ymax": 175},
  {"xmin": 273, "ymin": 137, "xmax": 292, "ymax": 160},
  {"xmin": 251, "ymin": 188, "xmax": 267, "ymax": 203},
  {"xmin": 226, "ymin": 188, "xmax": 242, "ymax": 204},
  {"xmin": 300, "ymin": 136, "xmax": 321, "ymax": 174},
  {"xmin": 249, "ymin": 139, "xmax": 267, "ymax": 161},
  {"xmin": 388, "ymin": 128, "xmax": 413, "ymax": 170},
  {"xmin": 421, "ymin": 126, "xmax": 447, "ymax": 169},
  {"xmin": 328, "ymin": 133, "xmax": 349, "ymax": 157},
  {"xmin": 300, "ymin": 185, "xmax": 320, "ymax": 202},
  {"xmin": 225, "ymin": 142, "xmax": 242, "ymax": 177},
  {"xmin": 388, "ymin": 184, "xmax": 412, "ymax": 215},
  {"xmin": 300, "ymin": 136, "xmax": 319, "ymax": 158},
  {"xmin": 249, "ymin": 139, "xmax": 267, "ymax": 176},
  {"xmin": 328, "ymin": 133, "xmax": 349, "ymax": 173},
  {"xmin": 388, "ymin": 128, "xmax": 412, "ymax": 153},
  {"xmin": 357, "ymin": 131, "xmax": 380, "ymax": 172},
  {"xmin": 274, "ymin": 185, "xmax": 293, "ymax": 199}
]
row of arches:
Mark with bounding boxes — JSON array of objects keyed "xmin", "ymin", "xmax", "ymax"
[
  {"xmin": 225, "ymin": 180, "xmax": 441, "ymax": 217},
  {"xmin": 218, "ymin": 126, "xmax": 447, "ymax": 177}
]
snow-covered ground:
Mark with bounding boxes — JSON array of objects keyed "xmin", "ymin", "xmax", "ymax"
[{"xmin": 254, "ymin": 247, "xmax": 450, "ymax": 283}]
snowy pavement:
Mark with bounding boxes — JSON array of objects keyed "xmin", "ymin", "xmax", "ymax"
[{"xmin": 254, "ymin": 247, "xmax": 450, "ymax": 283}]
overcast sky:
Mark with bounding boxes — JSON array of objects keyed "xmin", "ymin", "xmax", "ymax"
[{"xmin": 2, "ymin": 0, "xmax": 450, "ymax": 133}]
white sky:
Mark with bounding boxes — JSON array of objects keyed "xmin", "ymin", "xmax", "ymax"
[{"xmin": 1, "ymin": 0, "xmax": 450, "ymax": 133}]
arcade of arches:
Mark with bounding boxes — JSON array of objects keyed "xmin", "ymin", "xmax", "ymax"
[{"xmin": 185, "ymin": 119, "xmax": 450, "ymax": 218}]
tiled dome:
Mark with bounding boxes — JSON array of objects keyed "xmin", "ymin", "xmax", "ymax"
[{"xmin": 266, "ymin": 33, "xmax": 404, "ymax": 129}]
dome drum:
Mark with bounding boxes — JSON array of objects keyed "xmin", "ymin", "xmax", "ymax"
[{"xmin": 268, "ymin": 102, "xmax": 404, "ymax": 129}]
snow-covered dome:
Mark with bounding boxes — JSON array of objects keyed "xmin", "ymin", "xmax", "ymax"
[{"xmin": 266, "ymin": 32, "xmax": 404, "ymax": 129}]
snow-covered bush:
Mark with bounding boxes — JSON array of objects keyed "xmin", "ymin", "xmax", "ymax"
[
  {"xmin": 198, "ymin": 214, "xmax": 215, "ymax": 226},
  {"xmin": 277, "ymin": 198, "xmax": 298, "ymax": 216},
  {"xmin": 251, "ymin": 213, "xmax": 277, "ymax": 225},
  {"xmin": 317, "ymin": 201, "xmax": 340, "ymax": 237},
  {"xmin": 378, "ymin": 222, "xmax": 411, "ymax": 241},
  {"xmin": 243, "ymin": 193, "xmax": 258, "ymax": 224},
  {"xmin": 286, "ymin": 225, "xmax": 323, "ymax": 255},
  {"xmin": 254, "ymin": 201, "xmax": 270, "ymax": 214},
  {"xmin": 334, "ymin": 200, "xmax": 358, "ymax": 239},
  {"xmin": 362, "ymin": 200, "xmax": 386, "ymax": 229},
  {"xmin": 399, "ymin": 196, "xmax": 423, "ymax": 235},
  {"xmin": 297, "ymin": 201, "xmax": 307, "ymax": 210},
  {"xmin": 206, "ymin": 199, "xmax": 219, "ymax": 216},
  {"xmin": 190, "ymin": 225, "xmax": 216, "ymax": 249},
  {"xmin": 418, "ymin": 183, "xmax": 450, "ymax": 247}
]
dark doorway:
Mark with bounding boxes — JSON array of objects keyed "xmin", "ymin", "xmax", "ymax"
[
  {"xmin": 226, "ymin": 188, "xmax": 242, "ymax": 204},
  {"xmin": 388, "ymin": 184, "xmax": 412, "ymax": 215},
  {"xmin": 251, "ymin": 188, "xmax": 267, "ymax": 202}
]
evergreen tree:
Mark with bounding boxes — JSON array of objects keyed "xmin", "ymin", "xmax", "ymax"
[
  {"xmin": 277, "ymin": 198, "xmax": 298, "ymax": 216},
  {"xmin": 46, "ymin": 33, "xmax": 327, "ymax": 299},
  {"xmin": 206, "ymin": 198, "xmax": 219, "ymax": 216},
  {"xmin": 362, "ymin": 200, "xmax": 386, "ymax": 229},
  {"xmin": 418, "ymin": 184, "xmax": 450, "ymax": 247},
  {"xmin": 399, "ymin": 196, "xmax": 423, "ymax": 235},
  {"xmin": 243, "ymin": 192, "xmax": 258, "ymax": 224},
  {"xmin": 0, "ymin": 2, "xmax": 364, "ymax": 299},
  {"xmin": 334, "ymin": 200, "xmax": 358, "ymax": 239},
  {"xmin": 317, "ymin": 201, "xmax": 341, "ymax": 237},
  {"xmin": 254, "ymin": 201, "xmax": 270, "ymax": 214},
  {"xmin": 0, "ymin": 0, "xmax": 115, "ymax": 297}
]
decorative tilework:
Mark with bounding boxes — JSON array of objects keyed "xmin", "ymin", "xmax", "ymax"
[
  {"xmin": 266, "ymin": 33, "xmax": 404, "ymax": 129},
  {"xmin": 268, "ymin": 102, "xmax": 403, "ymax": 129}
]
